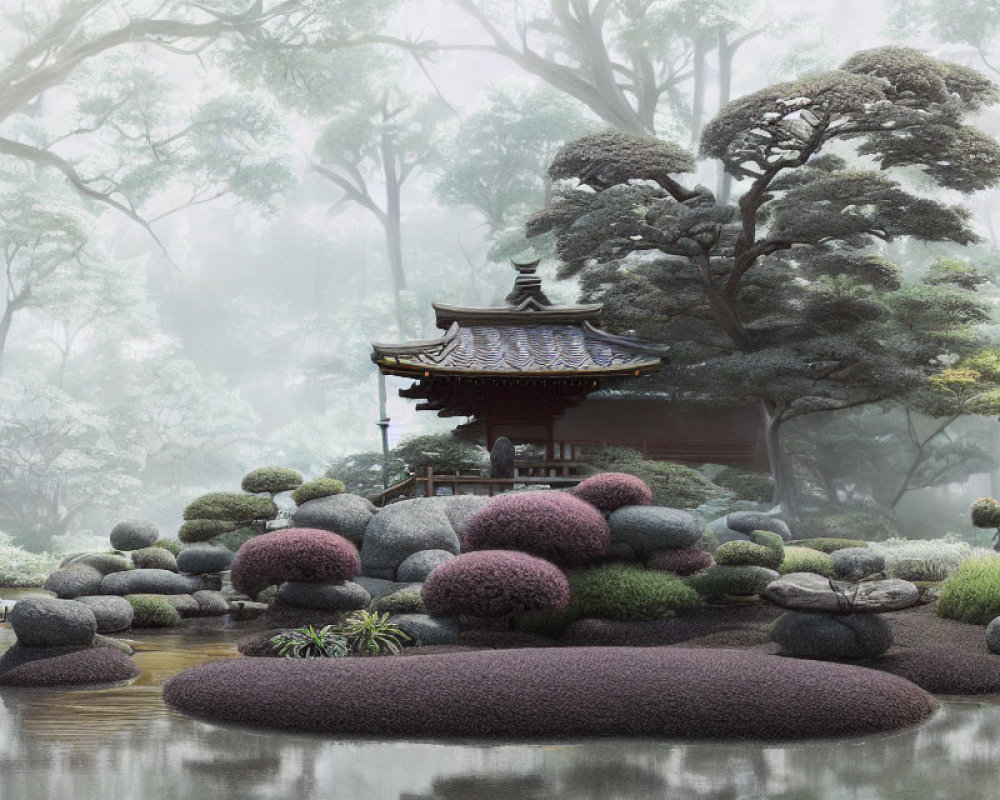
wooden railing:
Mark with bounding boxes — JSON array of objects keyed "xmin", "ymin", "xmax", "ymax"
[{"xmin": 560, "ymin": 439, "xmax": 762, "ymax": 465}]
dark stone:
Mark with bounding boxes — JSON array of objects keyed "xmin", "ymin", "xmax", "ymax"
[
  {"xmin": 100, "ymin": 569, "xmax": 218, "ymax": 596},
  {"xmin": 771, "ymin": 611, "xmax": 893, "ymax": 659},
  {"xmin": 397, "ymin": 549, "xmax": 454, "ymax": 583},
  {"xmin": 130, "ymin": 547, "xmax": 178, "ymax": 572},
  {"xmin": 833, "ymin": 548, "xmax": 886, "ymax": 581},
  {"xmin": 0, "ymin": 643, "xmax": 138, "ymax": 688},
  {"xmin": 762, "ymin": 573, "xmax": 920, "ymax": 613},
  {"xmin": 277, "ymin": 580, "xmax": 370, "ymax": 612},
  {"xmin": 75, "ymin": 595, "xmax": 135, "ymax": 633},
  {"xmin": 193, "ymin": 590, "xmax": 230, "ymax": 616},
  {"xmin": 43, "ymin": 566, "xmax": 104, "ymax": 599},
  {"xmin": 11, "ymin": 598, "xmax": 97, "ymax": 647},
  {"xmin": 490, "ymin": 437, "xmax": 516, "ymax": 479},
  {"xmin": 109, "ymin": 519, "xmax": 160, "ymax": 551},
  {"xmin": 986, "ymin": 616, "xmax": 1000, "ymax": 655},
  {"xmin": 291, "ymin": 494, "xmax": 376, "ymax": 546},
  {"xmin": 228, "ymin": 600, "xmax": 269, "ymax": 621},
  {"xmin": 176, "ymin": 545, "xmax": 235, "ymax": 575},
  {"xmin": 607, "ymin": 506, "xmax": 703, "ymax": 554},
  {"xmin": 60, "ymin": 553, "xmax": 132, "ymax": 575},
  {"xmin": 388, "ymin": 613, "xmax": 460, "ymax": 646},
  {"xmin": 726, "ymin": 512, "xmax": 792, "ymax": 541}
]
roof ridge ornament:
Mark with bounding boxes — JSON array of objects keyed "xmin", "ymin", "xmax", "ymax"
[{"xmin": 505, "ymin": 258, "xmax": 551, "ymax": 307}]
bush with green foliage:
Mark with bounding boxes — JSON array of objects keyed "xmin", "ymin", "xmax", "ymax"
[
  {"xmin": 217, "ymin": 526, "xmax": 258, "ymax": 552},
  {"xmin": 292, "ymin": 478, "xmax": 346, "ymax": 506},
  {"xmin": 130, "ymin": 547, "xmax": 177, "ymax": 571},
  {"xmin": 788, "ymin": 538, "xmax": 868, "ymax": 554},
  {"xmin": 154, "ymin": 539, "xmax": 183, "ymax": 557},
  {"xmin": 372, "ymin": 589, "xmax": 425, "ymax": 615},
  {"xmin": 242, "ymin": 467, "xmax": 304, "ymax": 497},
  {"xmin": 567, "ymin": 564, "xmax": 699, "ymax": 621},
  {"xmin": 178, "ymin": 519, "xmax": 237, "ymax": 544},
  {"xmin": 0, "ymin": 545, "xmax": 60, "ymax": 587},
  {"xmin": 795, "ymin": 509, "xmax": 903, "ymax": 542},
  {"xmin": 182, "ymin": 492, "xmax": 278, "ymax": 523},
  {"xmin": 971, "ymin": 498, "xmax": 1000, "ymax": 529},
  {"xmin": 714, "ymin": 541, "xmax": 781, "ymax": 570},
  {"xmin": 936, "ymin": 557, "xmax": 1000, "ymax": 624},
  {"xmin": 269, "ymin": 625, "xmax": 349, "ymax": 658},
  {"xmin": 713, "ymin": 467, "xmax": 774, "ymax": 502},
  {"xmin": 126, "ymin": 595, "xmax": 182, "ymax": 627},
  {"xmin": 326, "ymin": 452, "xmax": 407, "ymax": 497},
  {"xmin": 867, "ymin": 538, "xmax": 973, "ymax": 583},
  {"xmin": 335, "ymin": 610, "xmax": 410, "ymax": 656},
  {"xmin": 684, "ymin": 565, "xmax": 778, "ymax": 598},
  {"xmin": 779, "ymin": 546, "xmax": 836, "ymax": 577},
  {"xmin": 392, "ymin": 433, "xmax": 485, "ymax": 475}
]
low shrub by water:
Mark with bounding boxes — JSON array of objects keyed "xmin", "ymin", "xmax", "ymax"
[
  {"xmin": 936, "ymin": 558, "xmax": 1000, "ymax": 624},
  {"xmin": 0, "ymin": 545, "xmax": 60, "ymax": 588}
]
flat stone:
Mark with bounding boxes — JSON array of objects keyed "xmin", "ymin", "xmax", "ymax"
[
  {"xmin": 75, "ymin": 596, "xmax": 135, "ymax": 633},
  {"xmin": 396, "ymin": 550, "xmax": 454, "ymax": 583},
  {"xmin": 388, "ymin": 613, "xmax": 460, "ymax": 646},
  {"xmin": 762, "ymin": 573, "xmax": 920, "ymax": 614},
  {"xmin": 176, "ymin": 545, "xmax": 235, "ymax": 575},
  {"xmin": 101, "ymin": 569, "xmax": 218, "ymax": 596},
  {"xmin": 607, "ymin": 506, "xmax": 703, "ymax": 554},
  {"xmin": 276, "ymin": 580, "xmax": 370, "ymax": 612},
  {"xmin": 771, "ymin": 611, "xmax": 893, "ymax": 659},
  {"xmin": 43, "ymin": 566, "xmax": 104, "ymax": 599},
  {"xmin": 227, "ymin": 600, "xmax": 269, "ymax": 621},
  {"xmin": 11, "ymin": 598, "xmax": 97, "ymax": 647},
  {"xmin": 60, "ymin": 553, "xmax": 132, "ymax": 575}
]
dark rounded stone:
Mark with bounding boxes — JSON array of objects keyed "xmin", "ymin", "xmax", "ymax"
[
  {"xmin": 397, "ymin": 549, "xmax": 454, "ymax": 583},
  {"xmin": 290, "ymin": 494, "xmax": 376, "ymax": 546},
  {"xmin": 74, "ymin": 595, "xmax": 135, "ymax": 633},
  {"xmin": 726, "ymin": 512, "xmax": 792, "ymax": 541},
  {"xmin": 607, "ymin": 506, "xmax": 703, "ymax": 554},
  {"xmin": 987, "ymin": 616, "xmax": 1000, "ymax": 655},
  {"xmin": 11, "ymin": 598, "xmax": 97, "ymax": 647},
  {"xmin": 490, "ymin": 437, "xmax": 515, "ymax": 479},
  {"xmin": 109, "ymin": 519, "xmax": 160, "ymax": 551},
  {"xmin": 100, "ymin": 569, "xmax": 217, "ymax": 596},
  {"xmin": 0, "ymin": 644, "xmax": 138, "ymax": 688},
  {"xmin": 176, "ymin": 545, "xmax": 235, "ymax": 575},
  {"xmin": 43, "ymin": 566, "xmax": 104, "ymax": 599},
  {"xmin": 130, "ymin": 547, "xmax": 178, "ymax": 572},
  {"xmin": 276, "ymin": 581, "xmax": 370, "ymax": 612},
  {"xmin": 771, "ymin": 611, "xmax": 893, "ymax": 659},
  {"xmin": 833, "ymin": 548, "xmax": 886, "ymax": 581},
  {"xmin": 388, "ymin": 613, "xmax": 460, "ymax": 646},
  {"xmin": 193, "ymin": 590, "xmax": 231, "ymax": 616}
]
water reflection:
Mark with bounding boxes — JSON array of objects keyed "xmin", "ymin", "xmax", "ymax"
[{"xmin": 0, "ymin": 624, "xmax": 998, "ymax": 800}]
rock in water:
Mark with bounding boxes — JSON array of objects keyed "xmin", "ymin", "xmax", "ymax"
[
  {"xmin": 11, "ymin": 598, "xmax": 97, "ymax": 647},
  {"xmin": 762, "ymin": 573, "xmax": 920, "ymax": 613},
  {"xmin": 75, "ymin": 596, "xmax": 135, "ymax": 633},
  {"xmin": 43, "ymin": 566, "xmax": 105, "ymax": 599}
]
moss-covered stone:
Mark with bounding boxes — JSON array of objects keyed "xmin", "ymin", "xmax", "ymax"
[
  {"xmin": 242, "ymin": 467, "xmax": 304, "ymax": 496},
  {"xmin": 292, "ymin": 478, "xmax": 346, "ymax": 506},
  {"xmin": 714, "ymin": 541, "xmax": 782, "ymax": 570},
  {"xmin": 182, "ymin": 492, "xmax": 278, "ymax": 523},
  {"xmin": 125, "ymin": 595, "xmax": 182, "ymax": 628},
  {"xmin": 178, "ymin": 519, "xmax": 238, "ymax": 544}
]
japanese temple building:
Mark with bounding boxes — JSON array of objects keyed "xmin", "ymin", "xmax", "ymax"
[{"xmin": 371, "ymin": 260, "xmax": 766, "ymax": 469}]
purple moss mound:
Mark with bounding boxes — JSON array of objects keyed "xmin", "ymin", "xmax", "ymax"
[
  {"xmin": 645, "ymin": 546, "xmax": 715, "ymax": 576},
  {"xmin": 0, "ymin": 645, "xmax": 138, "ymax": 688},
  {"xmin": 571, "ymin": 472, "xmax": 653, "ymax": 512},
  {"xmin": 423, "ymin": 551, "xmax": 569, "ymax": 618},
  {"xmin": 859, "ymin": 648, "xmax": 1000, "ymax": 695},
  {"xmin": 163, "ymin": 646, "xmax": 936, "ymax": 739},
  {"xmin": 230, "ymin": 528, "xmax": 360, "ymax": 598},
  {"xmin": 461, "ymin": 491, "xmax": 610, "ymax": 567}
]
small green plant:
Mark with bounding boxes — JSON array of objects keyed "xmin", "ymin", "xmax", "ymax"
[
  {"xmin": 714, "ymin": 540, "xmax": 781, "ymax": 570},
  {"xmin": 269, "ymin": 625, "xmax": 349, "ymax": 659},
  {"xmin": 936, "ymin": 556, "xmax": 1000, "ymax": 624},
  {"xmin": 335, "ymin": 610, "xmax": 410, "ymax": 656},
  {"xmin": 971, "ymin": 498, "xmax": 1000, "ymax": 530},
  {"xmin": 292, "ymin": 478, "xmax": 346, "ymax": 506}
]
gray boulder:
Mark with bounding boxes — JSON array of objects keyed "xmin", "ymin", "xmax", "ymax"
[
  {"xmin": 154, "ymin": 594, "xmax": 201, "ymax": 617},
  {"xmin": 100, "ymin": 569, "xmax": 217, "ymax": 596},
  {"xmin": 355, "ymin": 576, "xmax": 413, "ymax": 597},
  {"xmin": 277, "ymin": 580, "xmax": 370, "ymax": 612},
  {"xmin": 130, "ymin": 547, "xmax": 178, "ymax": 572},
  {"xmin": 833, "ymin": 548, "xmax": 886, "ymax": 582},
  {"xmin": 176, "ymin": 545, "xmax": 235, "ymax": 575},
  {"xmin": 771, "ymin": 611, "xmax": 893, "ymax": 659},
  {"xmin": 228, "ymin": 600, "xmax": 269, "ymax": 621},
  {"xmin": 193, "ymin": 591, "xmax": 231, "ymax": 616},
  {"xmin": 762, "ymin": 573, "xmax": 920, "ymax": 614},
  {"xmin": 707, "ymin": 517, "xmax": 750, "ymax": 546},
  {"xmin": 109, "ymin": 519, "xmax": 160, "ymax": 551},
  {"xmin": 397, "ymin": 549, "xmax": 454, "ymax": 583},
  {"xmin": 43, "ymin": 566, "xmax": 104, "ymax": 599},
  {"xmin": 75, "ymin": 596, "xmax": 135, "ymax": 633},
  {"xmin": 291, "ymin": 493, "xmax": 377, "ymax": 546},
  {"xmin": 11, "ymin": 598, "xmax": 97, "ymax": 648},
  {"xmin": 389, "ymin": 613, "xmax": 460, "ymax": 646},
  {"xmin": 490, "ymin": 437, "xmax": 516, "ymax": 479},
  {"xmin": 607, "ymin": 506, "xmax": 702, "ymax": 554},
  {"xmin": 60, "ymin": 552, "xmax": 132, "ymax": 575},
  {"xmin": 726, "ymin": 512, "xmax": 792, "ymax": 541},
  {"xmin": 987, "ymin": 616, "xmax": 1000, "ymax": 655},
  {"xmin": 360, "ymin": 495, "xmax": 489, "ymax": 579}
]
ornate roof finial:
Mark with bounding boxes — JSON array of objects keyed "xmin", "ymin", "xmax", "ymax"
[{"xmin": 506, "ymin": 258, "xmax": 551, "ymax": 306}]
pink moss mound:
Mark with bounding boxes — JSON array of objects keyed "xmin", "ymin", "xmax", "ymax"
[
  {"xmin": 462, "ymin": 491, "xmax": 610, "ymax": 567},
  {"xmin": 230, "ymin": 528, "xmax": 360, "ymax": 598},
  {"xmin": 572, "ymin": 472, "xmax": 653, "ymax": 512},
  {"xmin": 422, "ymin": 551, "xmax": 569, "ymax": 618},
  {"xmin": 0, "ymin": 646, "xmax": 138, "ymax": 688},
  {"xmin": 163, "ymin": 646, "xmax": 936, "ymax": 739},
  {"xmin": 645, "ymin": 545, "xmax": 715, "ymax": 576}
]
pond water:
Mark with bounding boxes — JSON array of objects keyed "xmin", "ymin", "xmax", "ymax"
[{"xmin": 2, "ymin": 615, "xmax": 1000, "ymax": 800}]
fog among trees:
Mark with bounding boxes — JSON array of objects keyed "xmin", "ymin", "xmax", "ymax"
[{"xmin": 3, "ymin": 0, "xmax": 1000, "ymax": 549}]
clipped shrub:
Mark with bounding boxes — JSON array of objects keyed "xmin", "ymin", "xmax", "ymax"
[
  {"xmin": 242, "ymin": 467, "xmax": 304, "ymax": 497},
  {"xmin": 154, "ymin": 539, "xmax": 183, "ymax": 557},
  {"xmin": 182, "ymin": 492, "xmax": 278, "ymax": 523},
  {"xmin": 126, "ymin": 595, "xmax": 182, "ymax": 628},
  {"xmin": 713, "ymin": 467, "xmax": 774, "ymax": 502},
  {"xmin": 326, "ymin": 451, "xmax": 407, "ymax": 498},
  {"xmin": 645, "ymin": 545, "xmax": 714, "ymax": 576},
  {"xmin": 971, "ymin": 498, "xmax": 1000, "ymax": 529},
  {"xmin": 178, "ymin": 519, "xmax": 237, "ymax": 544},
  {"xmin": 372, "ymin": 589, "xmax": 425, "ymax": 615},
  {"xmin": 780, "ymin": 546, "xmax": 835, "ymax": 577},
  {"xmin": 750, "ymin": 530, "xmax": 785, "ymax": 560},
  {"xmin": 788, "ymin": 538, "xmax": 868, "ymax": 554},
  {"xmin": 684, "ymin": 565, "xmax": 779, "ymax": 598},
  {"xmin": 422, "ymin": 550, "xmax": 570, "ymax": 618},
  {"xmin": 461, "ymin": 491, "xmax": 610, "ymax": 567},
  {"xmin": 130, "ymin": 547, "xmax": 178, "ymax": 572},
  {"xmin": 571, "ymin": 472, "xmax": 653, "ymax": 512},
  {"xmin": 217, "ymin": 526, "xmax": 258, "ymax": 552},
  {"xmin": 714, "ymin": 541, "xmax": 782, "ymax": 570},
  {"xmin": 393, "ymin": 433, "xmax": 484, "ymax": 474},
  {"xmin": 568, "ymin": 564, "xmax": 699, "ymax": 621},
  {"xmin": 867, "ymin": 537, "xmax": 973, "ymax": 582},
  {"xmin": 229, "ymin": 528, "xmax": 360, "ymax": 598},
  {"xmin": 292, "ymin": 478, "xmax": 346, "ymax": 506},
  {"xmin": 936, "ymin": 558, "xmax": 1000, "ymax": 624}
]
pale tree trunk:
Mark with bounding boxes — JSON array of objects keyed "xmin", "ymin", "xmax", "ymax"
[
  {"xmin": 761, "ymin": 400, "xmax": 800, "ymax": 515},
  {"xmin": 0, "ymin": 297, "xmax": 22, "ymax": 379},
  {"xmin": 716, "ymin": 30, "xmax": 735, "ymax": 205},
  {"xmin": 380, "ymin": 136, "xmax": 410, "ymax": 336}
]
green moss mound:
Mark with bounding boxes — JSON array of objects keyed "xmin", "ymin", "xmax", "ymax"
[
  {"xmin": 568, "ymin": 564, "xmax": 699, "ymax": 621},
  {"xmin": 130, "ymin": 547, "xmax": 177, "ymax": 571},
  {"xmin": 684, "ymin": 565, "xmax": 778, "ymax": 598},
  {"xmin": 714, "ymin": 541, "xmax": 781, "ymax": 570},
  {"xmin": 217, "ymin": 526, "xmax": 258, "ymax": 552},
  {"xmin": 750, "ymin": 529, "xmax": 785, "ymax": 559},
  {"xmin": 292, "ymin": 478, "xmax": 346, "ymax": 506},
  {"xmin": 936, "ymin": 558, "xmax": 1000, "ymax": 624},
  {"xmin": 154, "ymin": 539, "xmax": 183, "ymax": 557},
  {"xmin": 242, "ymin": 467, "xmax": 304, "ymax": 496},
  {"xmin": 780, "ymin": 546, "xmax": 836, "ymax": 577},
  {"xmin": 372, "ymin": 589, "xmax": 425, "ymax": 615},
  {"xmin": 126, "ymin": 595, "xmax": 182, "ymax": 628},
  {"xmin": 788, "ymin": 538, "xmax": 868, "ymax": 554},
  {"xmin": 178, "ymin": 519, "xmax": 237, "ymax": 544},
  {"xmin": 182, "ymin": 493, "xmax": 278, "ymax": 523}
]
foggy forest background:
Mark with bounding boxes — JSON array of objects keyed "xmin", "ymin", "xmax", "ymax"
[{"xmin": 2, "ymin": 0, "xmax": 999, "ymax": 551}]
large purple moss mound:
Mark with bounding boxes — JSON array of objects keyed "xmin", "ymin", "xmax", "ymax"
[
  {"xmin": 859, "ymin": 648, "xmax": 1000, "ymax": 695},
  {"xmin": 461, "ymin": 491, "xmax": 610, "ymax": 567},
  {"xmin": 571, "ymin": 473, "xmax": 653, "ymax": 512},
  {"xmin": 0, "ymin": 645, "xmax": 138, "ymax": 688},
  {"xmin": 163, "ymin": 646, "xmax": 936, "ymax": 739},
  {"xmin": 422, "ymin": 551, "xmax": 570, "ymax": 618},
  {"xmin": 230, "ymin": 528, "xmax": 360, "ymax": 598}
]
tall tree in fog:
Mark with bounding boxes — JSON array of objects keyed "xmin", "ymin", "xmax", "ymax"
[
  {"xmin": 529, "ymin": 47, "xmax": 1000, "ymax": 512},
  {"xmin": 887, "ymin": 0, "xmax": 1000, "ymax": 76}
]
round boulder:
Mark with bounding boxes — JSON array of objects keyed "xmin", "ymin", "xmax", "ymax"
[
  {"xmin": 130, "ymin": 547, "xmax": 178, "ymax": 572},
  {"xmin": 645, "ymin": 545, "xmax": 714, "ymax": 576},
  {"xmin": 100, "ymin": 569, "xmax": 218, "ymax": 596},
  {"xmin": 109, "ymin": 519, "xmax": 160, "ymax": 551},
  {"xmin": 771, "ymin": 611, "xmax": 893, "ymax": 659},
  {"xmin": 74, "ymin": 595, "xmax": 135, "ymax": 633},
  {"xmin": 11, "ymin": 598, "xmax": 97, "ymax": 647},
  {"xmin": 397, "ymin": 550, "xmax": 455, "ymax": 583},
  {"xmin": 43, "ymin": 565, "xmax": 104, "ymax": 599},
  {"xmin": 193, "ymin": 590, "xmax": 231, "ymax": 616},
  {"xmin": 60, "ymin": 552, "xmax": 132, "ymax": 575},
  {"xmin": 833, "ymin": 548, "xmax": 886, "ymax": 581},
  {"xmin": 176, "ymin": 544, "xmax": 235, "ymax": 575},
  {"xmin": 290, "ymin": 493, "xmax": 377, "ymax": 547},
  {"xmin": 726, "ymin": 512, "xmax": 791, "ymax": 541},
  {"xmin": 607, "ymin": 506, "xmax": 703, "ymax": 555},
  {"xmin": 276, "ymin": 580, "xmax": 370, "ymax": 612},
  {"xmin": 388, "ymin": 613, "xmax": 460, "ymax": 646},
  {"xmin": 987, "ymin": 616, "xmax": 1000, "ymax": 655}
]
